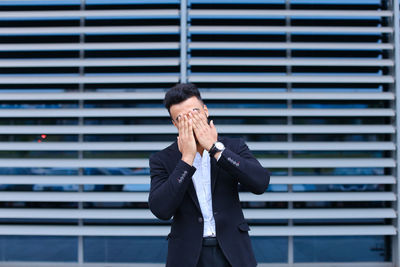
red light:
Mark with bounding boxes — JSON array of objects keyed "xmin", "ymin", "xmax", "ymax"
[
  {"xmin": 41, "ymin": 134, "xmax": 47, "ymax": 139},
  {"xmin": 38, "ymin": 140, "xmax": 42, "ymax": 143}
]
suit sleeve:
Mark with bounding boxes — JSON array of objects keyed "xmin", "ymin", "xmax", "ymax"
[
  {"xmin": 217, "ymin": 138, "xmax": 270, "ymax": 195},
  {"xmin": 148, "ymin": 153, "xmax": 197, "ymax": 220}
]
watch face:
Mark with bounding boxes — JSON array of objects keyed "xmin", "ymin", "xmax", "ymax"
[{"xmin": 215, "ymin": 142, "xmax": 224, "ymax": 150}]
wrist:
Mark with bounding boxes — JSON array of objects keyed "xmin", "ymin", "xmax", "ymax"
[
  {"xmin": 206, "ymin": 138, "xmax": 218, "ymax": 152},
  {"xmin": 181, "ymin": 155, "xmax": 195, "ymax": 166},
  {"xmin": 209, "ymin": 141, "xmax": 225, "ymax": 158},
  {"xmin": 214, "ymin": 151, "xmax": 222, "ymax": 161},
  {"xmin": 205, "ymin": 142, "xmax": 214, "ymax": 152}
]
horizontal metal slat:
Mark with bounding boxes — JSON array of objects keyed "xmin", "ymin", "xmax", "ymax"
[
  {"xmin": 0, "ymin": 192, "xmax": 152, "ymax": 202},
  {"xmin": 0, "ymin": 176, "xmax": 150, "ymax": 185},
  {"xmin": 240, "ymin": 192, "xmax": 396, "ymax": 202},
  {"xmin": 0, "ymin": 26, "xmax": 179, "ymax": 35},
  {"xmin": 243, "ymin": 208, "xmax": 397, "ymax": 219},
  {"xmin": 250, "ymin": 225, "xmax": 397, "ymax": 236},
  {"xmin": 0, "ymin": 225, "xmax": 394, "ymax": 236},
  {"xmin": 248, "ymin": 142, "xmax": 396, "ymax": 151},
  {"xmin": 189, "ymin": 75, "xmax": 394, "ymax": 83},
  {"xmin": 274, "ymin": 176, "xmax": 396, "ymax": 185},
  {"xmin": 188, "ymin": 0, "xmax": 391, "ymax": 3},
  {"xmin": 0, "ymin": 42, "xmax": 180, "ymax": 51},
  {"xmin": 200, "ymin": 92, "xmax": 395, "ymax": 100},
  {"xmin": 0, "ymin": 175, "xmax": 394, "ymax": 185},
  {"xmin": 189, "ymin": 58, "xmax": 394, "ymax": 66},
  {"xmin": 0, "ymin": 108, "xmax": 393, "ymax": 117},
  {"xmin": 0, "ymin": 192, "xmax": 394, "ymax": 202},
  {"xmin": 0, "ymin": 158, "xmax": 395, "ymax": 168},
  {"xmin": 190, "ymin": 26, "xmax": 393, "ymax": 34},
  {"xmin": 0, "ymin": 75, "xmax": 179, "ymax": 84},
  {"xmin": 0, "ymin": 208, "xmax": 394, "ymax": 219},
  {"xmin": 0, "ymin": 58, "xmax": 179, "ymax": 67},
  {"xmin": 0, "ymin": 262, "xmax": 391, "ymax": 267},
  {"xmin": 0, "ymin": 0, "xmax": 179, "ymax": 5},
  {"xmin": 0, "ymin": 92, "xmax": 393, "ymax": 101},
  {"xmin": 0, "ymin": 10, "xmax": 179, "ymax": 18},
  {"xmin": 0, "ymin": 159, "xmax": 151, "ymax": 168},
  {"xmin": 1, "ymin": 42, "xmax": 387, "ymax": 52},
  {"xmin": 189, "ymin": 9, "xmax": 393, "ymax": 18},
  {"xmin": 0, "ymin": 142, "xmax": 394, "ymax": 151},
  {"xmin": 0, "ymin": 125, "xmax": 394, "ymax": 134},
  {"xmin": 189, "ymin": 42, "xmax": 394, "ymax": 50},
  {"xmin": 0, "ymin": 142, "xmax": 172, "ymax": 151}
]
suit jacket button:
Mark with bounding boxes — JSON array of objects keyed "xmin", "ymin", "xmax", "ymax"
[
  {"xmin": 198, "ymin": 217, "xmax": 203, "ymax": 223},
  {"xmin": 213, "ymin": 212, "xmax": 218, "ymax": 215}
]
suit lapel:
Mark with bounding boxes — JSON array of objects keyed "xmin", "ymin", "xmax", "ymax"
[
  {"xmin": 210, "ymin": 157, "xmax": 219, "ymax": 194},
  {"xmin": 211, "ymin": 136, "xmax": 224, "ymax": 194},
  {"xmin": 187, "ymin": 182, "xmax": 201, "ymax": 212}
]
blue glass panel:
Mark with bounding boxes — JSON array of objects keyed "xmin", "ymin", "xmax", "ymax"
[
  {"xmin": 84, "ymin": 236, "xmax": 168, "ymax": 263},
  {"xmin": 291, "ymin": 0, "xmax": 380, "ymax": 4},
  {"xmin": 0, "ymin": 236, "xmax": 77, "ymax": 262},
  {"xmin": 84, "ymin": 236, "xmax": 287, "ymax": 263},
  {"xmin": 294, "ymin": 236, "xmax": 390, "ymax": 262},
  {"xmin": 252, "ymin": 236, "xmax": 288, "ymax": 263},
  {"xmin": 87, "ymin": 0, "xmax": 179, "ymax": 4},
  {"xmin": 0, "ymin": 1, "xmax": 79, "ymax": 5}
]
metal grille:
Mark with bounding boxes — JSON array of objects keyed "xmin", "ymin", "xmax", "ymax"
[{"xmin": 0, "ymin": 0, "xmax": 398, "ymax": 266}]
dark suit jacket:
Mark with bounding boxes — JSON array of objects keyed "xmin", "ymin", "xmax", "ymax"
[{"xmin": 148, "ymin": 136, "xmax": 270, "ymax": 267}]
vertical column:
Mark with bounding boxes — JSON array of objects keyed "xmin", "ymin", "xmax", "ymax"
[
  {"xmin": 78, "ymin": 0, "xmax": 85, "ymax": 265},
  {"xmin": 180, "ymin": 0, "xmax": 188, "ymax": 83},
  {"xmin": 392, "ymin": 0, "xmax": 400, "ymax": 265},
  {"xmin": 285, "ymin": 0, "xmax": 294, "ymax": 265}
]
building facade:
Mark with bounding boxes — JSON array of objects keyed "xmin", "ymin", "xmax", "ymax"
[{"xmin": 0, "ymin": 0, "xmax": 399, "ymax": 266}]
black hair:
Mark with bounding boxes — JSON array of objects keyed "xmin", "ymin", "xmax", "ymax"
[{"xmin": 163, "ymin": 83, "xmax": 203, "ymax": 113}]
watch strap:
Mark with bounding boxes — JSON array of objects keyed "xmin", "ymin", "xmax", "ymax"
[{"xmin": 209, "ymin": 143, "xmax": 218, "ymax": 158}]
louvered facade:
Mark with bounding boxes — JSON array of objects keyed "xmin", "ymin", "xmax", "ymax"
[{"xmin": 0, "ymin": 0, "xmax": 399, "ymax": 266}]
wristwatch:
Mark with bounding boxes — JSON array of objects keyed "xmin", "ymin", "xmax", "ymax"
[{"xmin": 209, "ymin": 141, "xmax": 225, "ymax": 158}]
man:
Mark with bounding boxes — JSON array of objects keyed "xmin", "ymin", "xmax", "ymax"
[{"xmin": 148, "ymin": 83, "xmax": 270, "ymax": 267}]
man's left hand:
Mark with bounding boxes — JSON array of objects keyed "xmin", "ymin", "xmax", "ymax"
[{"xmin": 189, "ymin": 110, "xmax": 218, "ymax": 151}]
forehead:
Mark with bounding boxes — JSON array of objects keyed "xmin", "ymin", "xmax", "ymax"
[{"xmin": 169, "ymin": 96, "xmax": 203, "ymax": 118}]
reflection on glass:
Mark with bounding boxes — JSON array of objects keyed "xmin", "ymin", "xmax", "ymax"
[
  {"xmin": 0, "ymin": 236, "xmax": 77, "ymax": 262},
  {"xmin": 252, "ymin": 237, "xmax": 288, "ymax": 263},
  {"xmin": 294, "ymin": 236, "xmax": 390, "ymax": 262},
  {"xmin": 84, "ymin": 236, "xmax": 167, "ymax": 263}
]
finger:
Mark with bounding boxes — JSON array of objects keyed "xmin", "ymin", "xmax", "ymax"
[
  {"xmin": 178, "ymin": 115, "xmax": 184, "ymax": 135},
  {"xmin": 181, "ymin": 115, "xmax": 188, "ymax": 138},
  {"xmin": 199, "ymin": 112, "xmax": 209, "ymax": 126},
  {"xmin": 193, "ymin": 110, "xmax": 206, "ymax": 129},
  {"xmin": 186, "ymin": 115, "xmax": 193, "ymax": 139},
  {"xmin": 189, "ymin": 112, "xmax": 198, "ymax": 130},
  {"xmin": 188, "ymin": 116, "xmax": 194, "ymax": 137},
  {"xmin": 184, "ymin": 115, "xmax": 189, "ymax": 137}
]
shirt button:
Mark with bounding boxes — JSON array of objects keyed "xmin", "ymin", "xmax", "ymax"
[
  {"xmin": 213, "ymin": 212, "xmax": 218, "ymax": 215},
  {"xmin": 198, "ymin": 217, "xmax": 203, "ymax": 223}
]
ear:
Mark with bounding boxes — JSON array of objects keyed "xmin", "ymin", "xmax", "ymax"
[
  {"xmin": 203, "ymin": 104, "xmax": 209, "ymax": 117},
  {"xmin": 172, "ymin": 119, "xmax": 178, "ymax": 129}
]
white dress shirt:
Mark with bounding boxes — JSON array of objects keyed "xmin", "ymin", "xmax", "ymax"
[{"xmin": 192, "ymin": 150, "xmax": 216, "ymax": 237}]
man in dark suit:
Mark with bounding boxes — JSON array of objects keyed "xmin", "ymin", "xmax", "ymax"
[{"xmin": 148, "ymin": 83, "xmax": 270, "ymax": 267}]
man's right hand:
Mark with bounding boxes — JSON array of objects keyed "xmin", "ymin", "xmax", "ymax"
[{"xmin": 177, "ymin": 114, "xmax": 197, "ymax": 166}]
